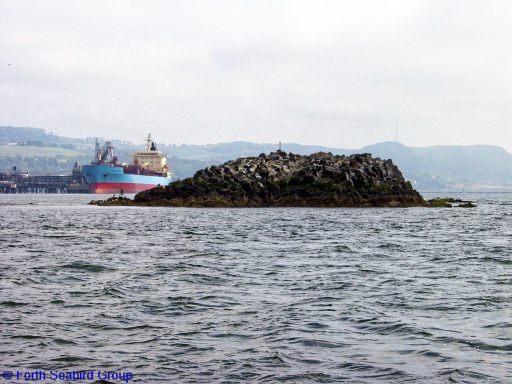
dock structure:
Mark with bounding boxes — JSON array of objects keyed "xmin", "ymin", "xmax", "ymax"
[{"xmin": 0, "ymin": 169, "xmax": 88, "ymax": 193}]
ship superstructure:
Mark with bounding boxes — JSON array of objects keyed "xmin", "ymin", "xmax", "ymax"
[{"xmin": 125, "ymin": 134, "xmax": 172, "ymax": 178}]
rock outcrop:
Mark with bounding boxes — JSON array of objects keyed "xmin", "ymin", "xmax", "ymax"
[{"xmin": 133, "ymin": 151, "xmax": 425, "ymax": 207}]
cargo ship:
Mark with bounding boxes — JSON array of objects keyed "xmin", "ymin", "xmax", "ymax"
[{"xmin": 82, "ymin": 134, "xmax": 173, "ymax": 194}]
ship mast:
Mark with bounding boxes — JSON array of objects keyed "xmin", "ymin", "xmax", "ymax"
[{"xmin": 146, "ymin": 133, "xmax": 152, "ymax": 151}]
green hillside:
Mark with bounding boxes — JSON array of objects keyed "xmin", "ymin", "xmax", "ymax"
[
  {"xmin": 0, "ymin": 145, "xmax": 90, "ymax": 175},
  {"xmin": 0, "ymin": 145, "xmax": 86, "ymax": 157}
]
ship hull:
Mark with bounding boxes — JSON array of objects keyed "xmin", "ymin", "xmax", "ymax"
[{"xmin": 82, "ymin": 164, "xmax": 171, "ymax": 194}]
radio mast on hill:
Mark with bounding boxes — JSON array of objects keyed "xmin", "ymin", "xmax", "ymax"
[{"xmin": 394, "ymin": 124, "xmax": 400, "ymax": 143}]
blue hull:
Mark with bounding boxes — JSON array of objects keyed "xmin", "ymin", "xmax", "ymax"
[{"xmin": 82, "ymin": 164, "xmax": 172, "ymax": 194}]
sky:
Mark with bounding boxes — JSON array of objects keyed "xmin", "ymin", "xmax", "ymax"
[{"xmin": 1, "ymin": 0, "xmax": 511, "ymax": 152}]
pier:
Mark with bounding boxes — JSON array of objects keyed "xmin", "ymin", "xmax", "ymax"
[{"xmin": 0, "ymin": 168, "xmax": 88, "ymax": 193}]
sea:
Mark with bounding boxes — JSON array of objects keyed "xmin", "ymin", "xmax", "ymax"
[{"xmin": 1, "ymin": 192, "xmax": 511, "ymax": 384}]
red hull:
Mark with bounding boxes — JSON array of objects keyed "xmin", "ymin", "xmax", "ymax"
[{"xmin": 88, "ymin": 182, "xmax": 161, "ymax": 194}]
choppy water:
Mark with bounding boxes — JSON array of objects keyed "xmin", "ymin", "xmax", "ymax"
[{"xmin": 1, "ymin": 193, "xmax": 511, "ymax": 383}]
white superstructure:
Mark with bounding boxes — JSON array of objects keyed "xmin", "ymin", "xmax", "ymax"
[{"xmin": 133, "ymin": 134, "xmax": 172, "ymax": 177}]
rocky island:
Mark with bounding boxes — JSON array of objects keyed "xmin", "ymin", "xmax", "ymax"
[{"xmin": 112, "ymin": 151, "xmax": 425, "ymax": 207}]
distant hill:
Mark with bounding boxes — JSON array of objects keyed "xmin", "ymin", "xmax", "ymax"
[
  {"xmin": 0, "ymin": 126, "xmax": 96, "ymax": 148},
  {"xmin": 358, "ymin": 142, "xmax": 512, "ymax": 191},
  {"xmin": 0, "ymin": 126, "xmax": 59, "ymax": 144},
  {"xmin": 158, "ymin": 141, "xmax": 351, "ymax": 162},
  {"xmin": 157, "ymin": 141, "xmax": 512, "ymax": 190},
  {"xmin": 1, "ymin": 127, "xmax": 511, "ymax": 190}
]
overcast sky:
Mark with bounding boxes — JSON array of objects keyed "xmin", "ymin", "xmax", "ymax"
[{"xmin": 1, "ymin": 1, "xmax": 511, "ymax": 152}]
